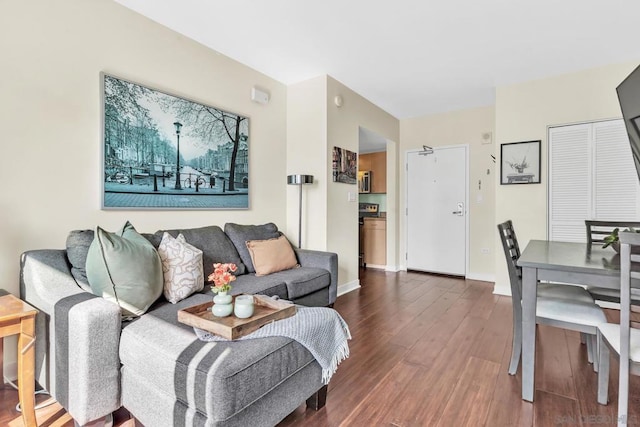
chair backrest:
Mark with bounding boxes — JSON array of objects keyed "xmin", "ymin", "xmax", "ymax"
[
  {"xmin": 619, "ymin": 232, "xmax": 640, "ymax": 361},
  {"xmin": 585, "ymin": 220, "xmax": 640, "ymax": 247},
  {"xmin": 497, "ymin": 220, "xmax": 522, "ymax": 302},
  {"xmin": 616, "ymin": 232, "xmax": 640, "ymax": 427}
]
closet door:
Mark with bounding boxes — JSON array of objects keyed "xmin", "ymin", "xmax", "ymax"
[
  {"xmin": 593, "ymin": 120, "xmax": 640, "ymax": 220},
  {"xmin": 548, "ymin": 123, "xmax": 592, "ymax": 242},
  {"xmin": 548, "ymin": 119, "xmax": 640, "ymax": 242}
]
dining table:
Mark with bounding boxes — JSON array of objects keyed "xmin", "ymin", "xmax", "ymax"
[{"xmin": 516, "ymin": 239, "xmax": 621, "ymax": 402}]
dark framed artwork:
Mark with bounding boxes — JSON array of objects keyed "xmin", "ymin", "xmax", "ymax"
[
  {"xmin": 101, "ymin": 73, "xmax": 249, "ymax": 209},
  {"xmin": 332, "ymin": 146, "xmax": 357, "ymax": 184},
  {"xmin": 500, "ymin": 140, "xmax": 541, "ymax": 185}
]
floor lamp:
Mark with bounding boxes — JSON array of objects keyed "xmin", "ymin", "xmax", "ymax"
[{"xmin": 287, "ymin": 174, "xmax": 314, "ymax": 248}]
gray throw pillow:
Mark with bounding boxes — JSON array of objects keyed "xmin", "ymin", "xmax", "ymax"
[
  {"xmin": 148, "ymin": 225, "xmax": 246, "ymax": 278},
  {"xmin": 86, "ymin": 221, "xmax": 163, "ymax": 317},
  {"xmin": 224, "ymin": 223, "xmax": 280, "ymax": 273},
  {"xmin": 66, "ymin": 229, "xmax": 94, "ymax": 292}
]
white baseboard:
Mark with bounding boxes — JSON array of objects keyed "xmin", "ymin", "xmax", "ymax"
[
  {"xmin": 365, "ymin": 264, "xmax": 386, "ymax": 270},
  {"xmin": 3, "ymin": 361, "xmax": 17, "ymax": 383},
  {"xmin": 337, "ymin": 280, "xmax": 361, "ymax": 297},
  {"xmin": 465, "ymin": 272, "xmax": 495, "ymax": 283},
  {"xmin": 493, "ymin": 283, "xmax": 512, "ymax": 296},
  {"xmin": 385, "ymin": 265, "xmax": 401, "ymax": 272}
]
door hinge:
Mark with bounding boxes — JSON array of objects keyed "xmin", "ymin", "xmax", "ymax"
[
  {"xmin": 406, "ymin": 207, "xmax": 408, "ymax": 215},
  {"xmin": 405, "ymin": 252, "xmax": 408, "ymax": 260}
]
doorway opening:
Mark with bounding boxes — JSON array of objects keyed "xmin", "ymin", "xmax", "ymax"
[{"xmin": 358, "ymin": 127, "xmax": 397, "ymax": 279}]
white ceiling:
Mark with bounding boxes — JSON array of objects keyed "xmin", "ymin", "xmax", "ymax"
[
  {"xmin": 115, "ymin": 0, "xmax": 640, "ymax": 120},
  {"xmin": 359, "ymin": 127, "xmax": 388, "ymax": 153}
]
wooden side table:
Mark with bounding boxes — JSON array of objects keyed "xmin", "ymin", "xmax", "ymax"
[{"xmin": 0, "ymin": 289, "xmax": 38, "ymax": 426}]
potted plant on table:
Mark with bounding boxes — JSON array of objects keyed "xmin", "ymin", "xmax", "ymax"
[{"xmin": 602, "ymin": 227, "xmax": 640, "ymax": 253}]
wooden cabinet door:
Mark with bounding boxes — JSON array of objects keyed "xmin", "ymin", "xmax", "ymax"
[
  {"xmin": 358, "ymin": 152, "xmax": 386, "ymax": 193},
  {"xmin": 363, "ymin": 219, "xmax": 386, "ymax": 266},
  {"xmin": 370, "ymin": 152, "xmax": 386, "ymax": 193},
  {"xmin": 359, "ymin": 153, "xmax": 372, "ymax": 172}
]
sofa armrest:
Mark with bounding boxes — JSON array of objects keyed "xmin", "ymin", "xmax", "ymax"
[
  {"xmin": 20, "ymin": 250, "xmax": 121, "ymax": 425},
  {"xmin": 294, "ymin": 248, "xmax": 338, "ymax": 305}
]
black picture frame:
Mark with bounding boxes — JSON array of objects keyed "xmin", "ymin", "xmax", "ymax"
[
  {"xmin": 101, "ymin": 73, "xmax": 250, "ymax": 209},
  {"xmin": 500, "ymin": 140, "xmax": 541, "ymax": 185}
]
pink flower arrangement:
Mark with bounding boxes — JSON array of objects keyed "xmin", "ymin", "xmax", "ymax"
[{"xmin": 208, "ymin": 263, "xmax": 238, "ymax": 294}]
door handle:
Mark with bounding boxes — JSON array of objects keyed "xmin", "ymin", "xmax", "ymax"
[{"xmin": 452, "ymin": 202, "xmax": 464, "ymax": 216}]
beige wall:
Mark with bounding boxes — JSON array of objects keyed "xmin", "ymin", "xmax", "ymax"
[
  {"xmin": 0, "ymin": 0, "xmax": 287, "ymax": 367},
  {"xmin": 287, "ymin": 76, "xmax": 399, "ymax": 288},
  {"xmin": 286, "ymin": 76, "xmax": 328, "ymax": 250},
  {"xmin": 326, "ymin": 77, "xmax": 399, "ymax": 286},
  {"xmin": 494, "ymin": 61, "xmax": 639, "ymax": 294},
  {"xmin": 400, "ymin": 106, "xmax": 496, "ymax": 280}
]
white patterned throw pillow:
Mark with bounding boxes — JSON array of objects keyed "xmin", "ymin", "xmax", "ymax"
[{"xmin": 158, "ymin": 232, "xmax": 204, "ymax": 304}]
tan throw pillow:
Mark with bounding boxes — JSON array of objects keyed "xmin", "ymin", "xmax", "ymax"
[
  {"xmin": 158, "ymin": 232, "xmax": 204, "ymax": 304},
  {"xmin": 246, "ymin": 235, "xmax": 299, "ymax": 276}
]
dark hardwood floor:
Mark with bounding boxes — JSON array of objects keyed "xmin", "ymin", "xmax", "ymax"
[{"xmin": 2, "ymin": 269, "xmax": 639, "ymax": 426}]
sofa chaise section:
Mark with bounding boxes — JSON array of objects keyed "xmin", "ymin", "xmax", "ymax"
[{"xmin": 119, "ymin": 293, "xmax": 324, "ymax": 426}]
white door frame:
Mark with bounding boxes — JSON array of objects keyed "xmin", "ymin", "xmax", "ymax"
[{"xmin": 404, "ymin": 144, "xmax": 470, "ymax": 276}]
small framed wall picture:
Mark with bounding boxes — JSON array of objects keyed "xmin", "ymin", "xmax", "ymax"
[
  {"xmin": 332, "ymin": 146, "xmax": 357, "ymax": 184},
  {"xmin": 500, "ymin": 140, "xmax": 541, "ymax": 185}
]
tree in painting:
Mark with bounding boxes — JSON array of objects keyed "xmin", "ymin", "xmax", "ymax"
[
  {"xmin": 161, "ymin": 98, "xmax": 248, "ymax": 191},
  {"xmin": 102, "ymin": 74, "xmax": 249, "ymax": 209}
]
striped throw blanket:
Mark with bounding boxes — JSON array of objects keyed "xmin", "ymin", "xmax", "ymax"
[{"xmin": 194, "ymin": 306, "xmax": 352, "ymax": 384}]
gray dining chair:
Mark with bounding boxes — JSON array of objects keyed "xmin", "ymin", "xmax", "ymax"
[
  {"xmin": 498, "ymin": 220, "xmax": 607, "ymax": 375},
  {"xmin": 586, "ymin": 220, "xmax": 640, "ymax": 305},
  {"xmin": 597, "ymin": 231, "xmax": 640, "ymax": 426}
]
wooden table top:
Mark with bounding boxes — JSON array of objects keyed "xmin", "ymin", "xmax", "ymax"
[{"xmin": 0, "ymin": 290, "xmax": 37, "ymax": 321}]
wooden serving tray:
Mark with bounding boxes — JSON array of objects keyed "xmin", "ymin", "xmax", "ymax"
[{"xmin": 177, "ymin": 294, "xmax": 296, "ymax": 340}]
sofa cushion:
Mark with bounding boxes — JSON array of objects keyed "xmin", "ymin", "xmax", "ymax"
[
  {"xmin": 229, "ymin": 273, "xmax": 288, "ymax": 299},
  {"xmin": 147, "ymin": 225, "xmax": 246, "ymax": 277},
  {"xmin": 158, "ymin": 232, "xmax": 204, "ymax": 304},
  {"xmin": 246, "ymin": 235, "xmax": 299, "ymax": 276},
  {"xmin": 66, "ymin": 229, "xmax": 94, "ymax": 292},
  {"xmin": 119, "ymin": 292, "xmax": 316, "ymax": 420},
  {"xmin": 86, "ymin": 221, "xmax": 163, "ymax": 317},
  {"xmin": 224, "ymin": 223, "xmax": 280, "ymax": 273},
  {"xmin": 269, "ymin": 267, "xmax": 331, "ymax": 300}
]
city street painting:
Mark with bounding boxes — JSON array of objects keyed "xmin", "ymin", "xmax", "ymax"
[
  {"xmin": 101, "ymin": 73, "xmax": 249, "ymax": 209},
  {"xmin": 332, "ymin": 146, "xmax": 357, "ymax": 184}
]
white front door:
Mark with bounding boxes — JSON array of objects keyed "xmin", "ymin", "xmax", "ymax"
[{"xmin": 407, "ymin": 146, "xmax": 467, "ymax": 275}]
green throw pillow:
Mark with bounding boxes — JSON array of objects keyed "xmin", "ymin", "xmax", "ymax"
[{"xmin": 86, "ymin": 221, "xmax": 163, "ymax": 317}]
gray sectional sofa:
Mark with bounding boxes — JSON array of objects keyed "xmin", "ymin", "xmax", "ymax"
[{"xmin": 20, "ymin": 222, "xmax": 338, "ymax": 426}]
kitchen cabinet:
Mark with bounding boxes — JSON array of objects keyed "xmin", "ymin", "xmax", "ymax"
[
  {"xmin": 363, "ymin": 217, "xmax": 386, "ymax": 267},
  {"xmin": 358, "ymin": 151, "xmax": 386, "ymax": 193},
  {"xmin": 359, "ymin": 155, "xmax": 371, "ymax": 172}
]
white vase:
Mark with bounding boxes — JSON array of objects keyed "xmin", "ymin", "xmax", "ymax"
[
  {"xmin": 234, "ymin": 295, "xmax": 255, "ymax": 319},
  {"xmin": 212, "ymin": 291, "xmax": 233, "ymax": 317}
]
